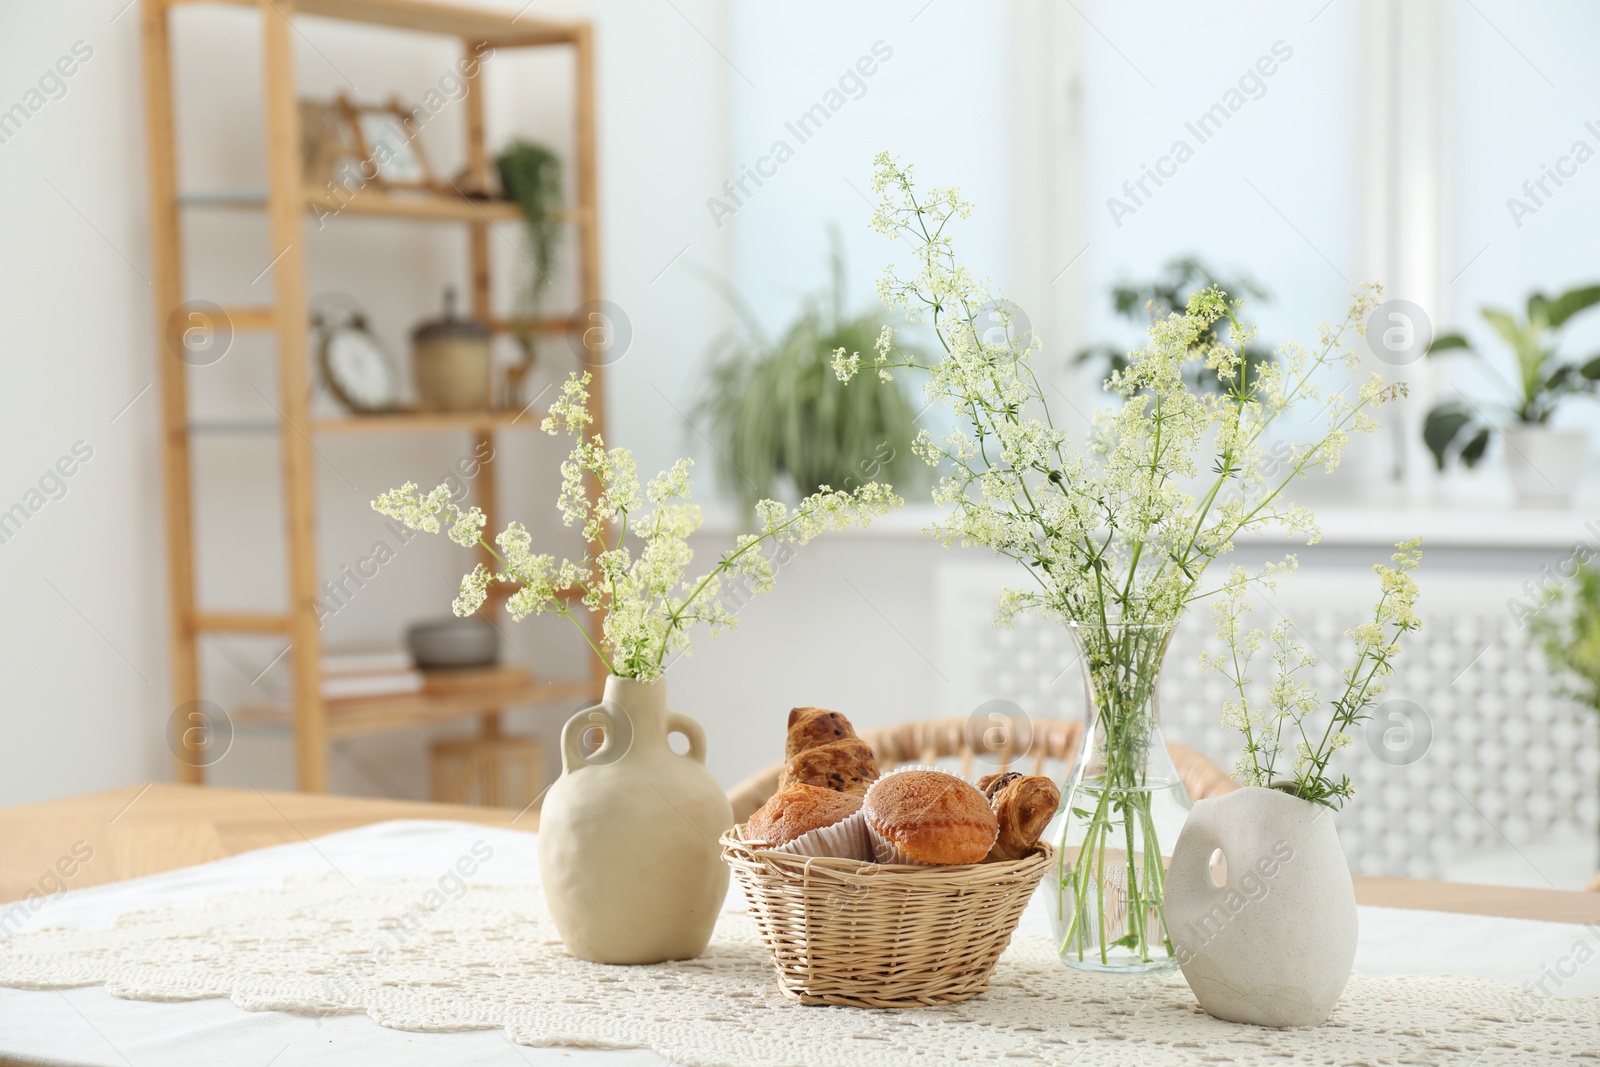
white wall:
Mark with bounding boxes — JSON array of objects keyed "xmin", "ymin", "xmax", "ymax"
[{"xmin": 0, "ymin": 3, "xmax": 164, "ymax": 807}]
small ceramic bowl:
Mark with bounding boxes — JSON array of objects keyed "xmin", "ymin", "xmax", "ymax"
[{"xmin": 405, "ymin": 616, "xmax": 499, "ymax": 670}]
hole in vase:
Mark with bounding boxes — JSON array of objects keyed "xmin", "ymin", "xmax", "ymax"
[
  {"xmin": 668, "ymin": 731, "xmax": 690, "ymax": 755},
  {"xmin": 1208, "ymin": 848, "xmax": 1228, "ymax": 888},
  {"xmin": 581, "ymin": 724, "xmax": 607, "ymax": 755}
]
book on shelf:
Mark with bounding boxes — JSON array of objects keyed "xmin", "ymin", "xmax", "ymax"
[
  {"xmin": 258, "ymin": 646, "xmax": 423, "ymax": 701},
  {"xmin": 319, "ymin": 671, "xmax": 425, "ymax": 700},
  {"xmin": 322, "ymin": 648, "xmax": 414, "ymax": 676}
]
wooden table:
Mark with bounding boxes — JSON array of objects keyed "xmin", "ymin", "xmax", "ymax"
[
  {"xmin": 3, "ymin": 784, "xmax": 1598, "ymax": 925},
  {"xmin": 0, "ymin": 784, "xmax": 523, "ymax": 905}
]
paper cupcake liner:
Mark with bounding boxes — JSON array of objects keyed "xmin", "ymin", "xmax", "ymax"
[
  {"xmin": 863, "ymin": 765, "xmax": 998, "ymax": 866},
  {"xmin": 769, "ymin": 809, "xmax": 873, "ymax": 861}
]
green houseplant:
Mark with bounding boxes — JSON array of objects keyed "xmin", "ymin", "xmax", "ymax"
[
  {"xmin": 1531, "ymin": 559, "xmax": 1600, "ymax": 860},
  {"xmin": 1423, "ymin": 284, "xmax": 1600, "ymax": 506},
  {"xmin": 695, "ymin": 235, "xmax": 924, "ymax": 515},
  {"xmin": 496, "ymin": 140, "xmax": 563, "ymax": 398},
  {"xmin": 1533, "ymin": 560, "xmax": 1600, "ymax": 712},
  {"xmin": 1075, "ymin": 257, "xmax": 1274, "ymax": 394}
]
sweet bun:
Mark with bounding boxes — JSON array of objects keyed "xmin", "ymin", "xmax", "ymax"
[
  {"xmin": 984, "ymin": 774, "xmax": 1060, "ymax": 862},
  {"xmin": 976, "ymin": 771, "xmax": 1021, "ymax": 801},
  {"xmin": 746, "ymin": 783, "xmax": 863, "ymax": 847},
  {"xmin": 785, "ymin": 707, "xmax": 859, "ymax": 760},
  {"xmin": 863, "ymin": 769, "xmax": 998, "ymax": 865},
  {"xmin": 779, "ymin": 738, "xmax": 879, "ymax": 795}
]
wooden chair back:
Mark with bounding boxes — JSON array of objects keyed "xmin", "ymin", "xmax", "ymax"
[{"xmin": 727, "ymin": 716, "xmax": 1237, "ymax": 823}]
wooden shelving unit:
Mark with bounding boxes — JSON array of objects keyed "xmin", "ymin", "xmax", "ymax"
[
  {"xmin": 179, "ymin": 186, "xmax": 592, "ymax": 225},
  {"xmin": 142, "ymin": 0, "xmax": 605, "ymax": 791},
  {"xmin": 235, "ymin": 668, "xmax": 594, "ymax": 738}
]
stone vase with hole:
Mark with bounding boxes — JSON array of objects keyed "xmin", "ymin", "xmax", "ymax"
[
  {"xmin": 1166, "ymin": 786, "xmax": 1356, "ymax": 1027},
  {"xmin": 537, "ymin": 675, "xmax": 733, "ymax": 964}
]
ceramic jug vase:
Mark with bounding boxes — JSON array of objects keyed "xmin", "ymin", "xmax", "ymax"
[
  {"xmin": 537, "ymin": 676, "xmax": 734, "ymax": 964},
  {"xmin": 1167, "ymin": 786, "xmax": 1357, "ymax": 1027}
]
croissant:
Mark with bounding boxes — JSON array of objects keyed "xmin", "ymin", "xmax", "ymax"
[
  {"xmin": 779, "ymin": 738, "xmax": 879, "ymax": 795},
  {"xmin": 785, "ymin": 706, "xmax": 859, "ymax": 760},
  {"xmin": 975, "ymin": 771, "xmax": 1018, "ymax": 800},
  {"xmin": 979, "ymin": 772, "xmax": 1060, "ymax": 861}
]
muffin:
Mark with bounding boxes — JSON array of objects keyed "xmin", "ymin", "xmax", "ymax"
[
  {"xmin": 784, "ymin": 707, "xmax": 860, "ymax": 760},
  {"xmin": 745, "ymin": 783, "xmax": 871, "ymax": 860},
  {"xmin": 778, "ymin": 738, "xmax": 879, "ymax": 795},
  {"xmin": 862, "ymin": 768, "xmax": 999, "ymax": 865}
]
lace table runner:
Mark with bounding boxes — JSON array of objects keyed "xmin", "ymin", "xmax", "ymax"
[{"xmin": 0, "ymin": 875, "xmax": 1593, "ymax": 1066}]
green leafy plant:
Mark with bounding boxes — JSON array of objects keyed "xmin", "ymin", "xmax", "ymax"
[
  {"xmin": 1203, "ymin": 542, "xmax": 1422, "ymax": 808},
  {"xmin": 1074, "ymin": 257, "xmax": 1274, "ymax": 393},
  {"xmin": 1531, "ymin": 560, "xmax": 1600, "ymax": 714},
  {"xmin": 497, "ymin": 140, "xmax": 563, "ymax": 372},
  {"xmin": 497, "ymin": 140, "xmax": 563, "ymax": 304},
  {"xmin": 373, "ymin": 373, "xmax": 900, "ymax": 681},
  {"xmin": 1530, "ymin": 560, "xmax": 1600, "ymax": 856},
  {"xmin": 695, "ymin": 235, "xmax": 924, "ymax": 515},
  {"xmin": 1422, "ymin": 284, "xmax": 1600, "ymax": 470}
]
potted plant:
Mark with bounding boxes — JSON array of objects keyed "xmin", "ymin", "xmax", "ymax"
[
  {"xmin": 1169, "ymin": 543, "xmax": 1422, "ymax": 1026},
  {"xmin": 1530, "ymin": 559, "xmax": 1600, "ymax": 870},
  {"xmin": 835, "ymin": 154, "xmax": 1407, "ymax": 973},
  {"xmin": 1075, "ymin": 256, "xmax": 1275, "ymax": 394},
  {"xmin": 695, "ymin": 233, "xmax": 924, "ymax": 516},
  {"xmin": 496, "ymin": 139, "xmax": 563, "ymax": 404},
  {"xmin": 373, "ymin": 372, "xmax": 900, "ymax": 964},
  {"xmin": 1423, "ymin": 284, "xmax": 1600, "ymax": 507}
]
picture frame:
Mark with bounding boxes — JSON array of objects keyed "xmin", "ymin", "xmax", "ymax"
[{"xmin": 338, "ymin": 94, "xmax": 435, "ymax": 191}]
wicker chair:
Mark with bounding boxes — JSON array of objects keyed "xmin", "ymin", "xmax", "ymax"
[{"xmin": 727, "ymin": 716, "xmax": 1238, "ymax": 823}]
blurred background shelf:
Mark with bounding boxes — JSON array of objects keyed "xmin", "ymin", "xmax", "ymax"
[
  {"xmin": 195, "ymin": 0, "xmax": 580, "ymax": 44},
  {"xmin": 236, "ymin": 668, "xmax": 590, "ymax": 739},
  {"xmin": 177, "ymin": 187, "xmax": 559, "ymax": 224},
  {"xmin": 309, "ymin": 410, "xmax": 550, "ymax": 434},
  {"xmin": 147, "ymin": 0, "xmax": 606, "ymax": 795}
]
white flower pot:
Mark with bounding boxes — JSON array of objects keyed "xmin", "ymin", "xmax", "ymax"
[
  {"xmin": 537, "ymin": 676, "xmax": 734, "ymax": 964},
  {"xmin": 1166, "ymin": 787, "xmax": 1356, "ymax": 1027},
  {"xmin": 1503, "ymin": 426, "xmax": 1588, "ymax": 508}
]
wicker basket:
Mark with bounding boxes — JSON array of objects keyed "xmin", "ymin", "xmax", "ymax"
[{"xmin": 721, "ymin": 825, "xmax": 1052, "ymax": 1008}]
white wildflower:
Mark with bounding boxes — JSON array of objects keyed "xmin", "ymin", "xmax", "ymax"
[
  {"xmin": 852, "ymin": 154, "xmax": 1415, "ymax": 810},
  {"xmin": 831, "ymin": 347, "xmax": 860, "ymax": 383},
  {"xmin": 373, "ymin": 370, "xmax": 904, "ymax": 682}
]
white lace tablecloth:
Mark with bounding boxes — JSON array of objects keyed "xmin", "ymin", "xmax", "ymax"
[{"xmin": 0, "ymin": 820, "xmax": 1596, "ymax": 1067}]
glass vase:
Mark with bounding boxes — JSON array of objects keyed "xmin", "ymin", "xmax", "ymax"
[{"xmin": 1048, "ymin": 619, "xmax": 1193, "ymax": 973}]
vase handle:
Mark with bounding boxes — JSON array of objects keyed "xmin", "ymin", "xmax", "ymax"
[
  {"xmin": 665, "ymin": 710, "xmax": 707, "ymax": 765},
  {"xmin": 560, "ymin": 703, "xmax": 625, "ymax": 772}
]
